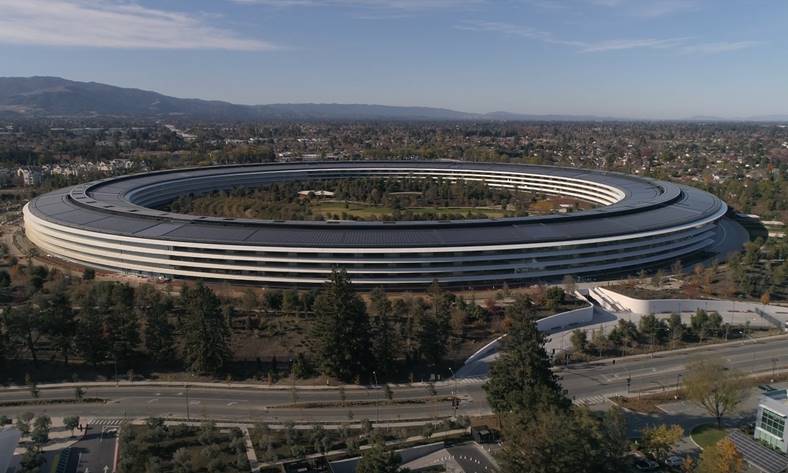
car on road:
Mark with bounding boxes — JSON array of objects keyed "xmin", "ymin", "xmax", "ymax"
[
  {"xmin": 664, "ymin": 455, "xmax": 684, "ymax": 468},
  {"xmin": 634, "ymin": 459, "xmax": 660, "ymax": 471}
]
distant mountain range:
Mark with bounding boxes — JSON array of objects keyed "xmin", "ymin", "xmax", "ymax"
[{"xmin": 0, "ymin": 76, "xmax": 785, "ymax": 122}]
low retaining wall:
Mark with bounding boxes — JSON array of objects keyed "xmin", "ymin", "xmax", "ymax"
[
  {"xmin": 463, "ymin": 302, "xmax": 593, "ymax": 366},
  {"xmin": 536, "ymin": 304, "xmax": 595, "ymax": 332},
  {"xmin": 595, "ymin": 287, "xmax": 786, "ymax": 329}
]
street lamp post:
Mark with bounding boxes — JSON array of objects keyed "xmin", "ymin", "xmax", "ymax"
[
  {"xmin": 448, "ymin": 367, "xmax": 458, "ymax": 418},
  {"xmin": 772, "ymin": 358, "xmax": 778, "ymax": 382}
]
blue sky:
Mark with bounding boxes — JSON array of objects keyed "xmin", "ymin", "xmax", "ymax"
[{"xmin": 1, "ymin": 0, "xmax": 786, "ymax": 118}]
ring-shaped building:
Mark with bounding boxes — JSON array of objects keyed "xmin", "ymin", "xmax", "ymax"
[{"xmin": 23, "ymin": 161, "xmax": 728, "ymax": 288}]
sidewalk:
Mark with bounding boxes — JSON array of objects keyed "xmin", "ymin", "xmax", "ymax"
[{"xmin": 13, "ymin": 416, "xmax": 83, "ymax": 454}]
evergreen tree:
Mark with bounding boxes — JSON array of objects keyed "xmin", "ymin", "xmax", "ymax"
[
  {"xmin": 140, "ymin": 289, "xmax": 175, "ymax": 364},
  {"xmin": 309, "ymin": 270, "xmax": 371, "ymax": 382},
  {"xmin": 179, "ymin": 283, "xmax": 232, "ymax": 374},
  {"xmin": 4, "ymin": 306, "xmax": 44, "ymax": 367},
  {"xmin": 76, "ymin": 293, "xmax": 110, "ymax": 367},
  {"xmin": 106, "ymin": 283, "xmax": 140, "ymax": 365},
  {"xmin": 41, "ymin": 289, "xmax": 76, "ymax": 365},
  {"xmin": 356, "ymin": 441, "xmax": 403, "ymax": 473},
  {"xmin": 369, "ymin": 288, "xmax": 398, "ymax": 380},
  {"xmin": 484, "ymin": 295, "xmax": 570, "ymax": 415},
  {"xmin": 416, "ymin": 281, "xmax": 451, "ymax": 367}
]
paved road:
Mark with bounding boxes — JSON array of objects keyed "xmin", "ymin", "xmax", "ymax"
[
  {"xmin": 2, "ymin": 336, "xmax": 786, "ymax": 423},
  {"xmin": 72, "ymin": 427, "xmax": 118, "ymax": 473}
]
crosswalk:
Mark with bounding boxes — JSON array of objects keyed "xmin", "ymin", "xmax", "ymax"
[
  {"xmin": 572, "ymin": 391, "xmax": 626, "ymax": 407},
  {"xmin": 86, "ymin": 417, "xmax": 125, "ymax": 426},
  {"xmin": 452, "ymin": 376, "xmax": 486, "ymax": 385}
]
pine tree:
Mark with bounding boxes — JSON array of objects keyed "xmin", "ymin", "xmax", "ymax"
[
  {"xmin": 369, "ymin": 288, "xmax": 398, "ymax": 380},
  {"xmin": 41, "ymin": 289, "xmax": 76, "ymax": 365},
  {"xmin": 484, "ymin": 295, "xmax": 570, "ymax": 416},
  {"xmin": 76, "ymin": 293, "xmax": 109, "ymax": 367},
  {"xmin": 309, "ymin": 270, "xmax": 371, "ymax": 382},
  {"xmin": 140, "ymin": 290, "xmax": 175, "ymax": 365},
  {"xmin": 106, "ymin": 284, "xmax": 140, "ymax": 365},
  {"xmin": 180, "ymin": 283, "xmax": 232, "ymax": 374}
]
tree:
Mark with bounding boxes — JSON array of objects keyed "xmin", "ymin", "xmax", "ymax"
[
  {"xmin": 18, "ymin": 445, "xmax": 44, "ymax": 473},
  {"xmin": 5, "ymin": 306, "xmax": 44, "ymax": 367},
  {"xmin": 608, "ymin": 319, "xmax": 639, "ymax": 351},
  {"xmin": 639, "ymin": 314, "xmax": 667, "ymax": 346},
  {"xmin": 0, "ymin": 270, "xmax": 10, "ymax": 288},
  {"xmin": 75, "ymin": 295, "xmax": 109, "ymax": 367},
  {"xmin": 356, "ymin": 441, "xmax": 403, "ymax": 473},
  {"xmin": 63, "ymin": 416, "xmax": 80, "ymax": 436},
  {"xmin": 562, "ymin": 275, "xmax": 576, "ymax": 294},
  {"xmin": 369, "ymin": 288, "xmax": 398, "ymax": 380},
  {"xmin": 640, "ymin": 424, "xmax": 683, "ymax": 462},
  {"xmin": 683, "ymin": 359, "xmax": 745, "ymax": 427},
  {"xmin": 667, "ymin": 313, "xmax": 685, "ymax": 346},
  {"xmin": 16, "ymin": 412, "xmax": 33, "ymax": 435},
  {"xmin": 570, "ymin": 329, "xmax": 587, "ymax": 353},
  {"xmin": 31, "ymin": 415, "xmax": 51, "ymax": 444},
  {"xmin": 484, "ymin": 296, "xmax": 570, "ymax": 416},
  {"xmin": 415, "ymin": 281, "xmax": 452, "ymax": 367},
  {"xmin": 40, "ymin": 289, "xmax": 77, "ymax": 365},
  {"xmin": 172, "ymin": 448, "xmax": 192, "ymax": 473},
  {"xmin": 498, "ymin": 406, "xmax": 628, "ymax": 473},
  {"xmin": 180, "ymin": 283, "xmax": 232, "ymax": 374},
  {"xmin": 104, "ymin": 283, "xmax": 140, "ymax": 366},
  {"xmin": 28, "ymin": 265, "xmax": 48, "ymax": 292},
  {"xmin": 82, "ymin": 267, "xmax": 95, "ymax": 280},
  {"xmin": 309, "ymin": 270, "xmax": 371, "ymax": 382},
  {"xmin": 544, "ymin": 287, "xmax": 565, "ymax": 312},
  {"xmin": 140, "ymin": 288, "xmax": 175, "ymax": 364},
  {"xmin": 697, "ymin": 438, "xmax": 745, "ymax": 473}
]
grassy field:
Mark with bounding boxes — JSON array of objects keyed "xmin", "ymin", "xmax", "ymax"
[
  {"xmin": 690, "ymin": 424, "xmax": 727, "ymax": 449},
  {"xmin": 312, "ymin": 201, "xmax": 515, "ymax": 219}
]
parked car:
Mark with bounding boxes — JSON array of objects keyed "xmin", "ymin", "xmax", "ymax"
[
  {"xmin": 665, "ymin": 455, "xmax": 684, "ymax": 468},
  {"xmin": 635, "ymin": 459, "xmax": 660, "ymax": 471}
]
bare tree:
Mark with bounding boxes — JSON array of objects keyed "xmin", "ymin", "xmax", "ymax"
[{"xmin": 683, "ymin": 358, "xmax": 745, "ymax": 427}]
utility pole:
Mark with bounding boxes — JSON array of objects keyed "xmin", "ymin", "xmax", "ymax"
[
  {"xmin": 185, "ymin": 385, "xmax": 191, "ymax": 422},
  {"xmin": 772, "ymin": 358, "xmax": 778, "ymax": 382},
  {"xmin": 675, "ymin": 374, "xmax": 682, "ymax": 400}
]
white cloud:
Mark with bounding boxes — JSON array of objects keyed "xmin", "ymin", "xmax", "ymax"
[
  {"xmin": 232, "ymin": 0, "xmax": 482, "ymax": 10},
  {"xmin": 456, "ymin": 21, "xmax": 687, "ymax": 53},
  {"xmin": 457, "ymin": 21, "xmax": 759, "ymax": 55},
  {"xmin": 680, "ymin": 41, "xmax": 762, "ymax": 54},
  {"xmin": 534, "ymin": 0, "xmax": 699, "ymax": 17},
  {"xmin": 0, "ymin": 0, "xmax": 276, "ymax": 50}
]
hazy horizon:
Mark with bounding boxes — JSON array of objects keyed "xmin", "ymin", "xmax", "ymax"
[{"xmin": 1, "ymin": 0, "xmax": 787, "ymax": 119}]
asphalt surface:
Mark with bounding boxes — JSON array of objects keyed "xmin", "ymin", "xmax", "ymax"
[
  {"xmin": 71, "ymin": 428, "xmax": 117, "ymax": 473},
  {"xmin": 1, "ymin": 336, "xmax": 786, "ymax": 424}
]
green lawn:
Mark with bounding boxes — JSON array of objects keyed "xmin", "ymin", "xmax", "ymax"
[
  {"xmin": 690, "ymin": 424, "xmax": 727, "ymax": 449},
  {"xmin": 311, "ymin": 201, "xmax": 515, "ymax": 219}
]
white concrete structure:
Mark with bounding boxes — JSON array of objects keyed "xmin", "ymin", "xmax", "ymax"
[{"xmin": 755, "ymin": 389, "xmax": 788, "ymax": 452}]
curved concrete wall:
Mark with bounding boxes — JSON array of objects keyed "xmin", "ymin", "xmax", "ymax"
[{"xmin": 595, "ymin": 287, "xmax": 788, "ymax": 326}]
